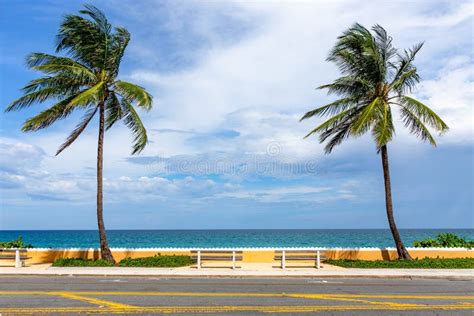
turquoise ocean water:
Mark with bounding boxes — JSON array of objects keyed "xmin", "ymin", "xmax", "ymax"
[{"xmin": 0, "ymin": 229, "xmax": 472, "ymax": 248}]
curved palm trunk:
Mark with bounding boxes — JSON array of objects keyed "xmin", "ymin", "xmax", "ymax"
[
  {"xmin": 97, "ymin": 102, "xmax": 115, "ymax": 263},
  {"xmin": 380, "ymin": 145, "xmax": 412, "ymax": 260}
]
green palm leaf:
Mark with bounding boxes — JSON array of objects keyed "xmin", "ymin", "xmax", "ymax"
[
  {"xmin": 400, "ymin": 96, "xmax": 448, "ymax": 133},
  {"xmin": 105, "ymin": 92, "xmax": 123, "ymax": 130},
  {"xmin": 400, "ymin": 106, "xmax": 436, "ymax": 145},
  {"xmin": 300, "ymin": 97, "xmax": 358, "ymax": 120},
  {"xmin": 114, "ymin": 80, "xmax": 152, "ymax": 110},
  {"xmin": 302, "ymin": 23, "xmax": 448, "ymax": 151},
  {"xmin": 121, "ymin": 99, "xmax": 148, "ymax": 154},
  {"xmin": 56, "ymin": 106, "xmax": 98, "ymax": 155},
  {"xmin": 21, "ymin": 95, "xmax": 81, "ymax": 131}
]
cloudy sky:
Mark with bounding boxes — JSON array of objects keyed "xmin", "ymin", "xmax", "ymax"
[{"xmin": 0, "ymin": 0, "xmax": 472, "ymax": 229}]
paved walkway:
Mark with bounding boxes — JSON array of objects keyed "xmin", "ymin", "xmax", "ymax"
[{"xmin": 1, "ymin": 263, "xmax": 472, "ymax": 279}]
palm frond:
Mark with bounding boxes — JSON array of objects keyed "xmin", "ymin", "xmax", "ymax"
[
  {"xmin": 20, "ymin": 76, "xmax": 84, "ymax": 94},
  {"xmin": 68, "ymin": 81, "xmax": 104, "ymax": 107},
  {"xmin": 304, "ymin": 107, "xmax": 361, "ymax": 139},
  {"xmin": 318, "ymin": 76, "xmax": 374, "ymax": 97},
  {"xmin": 300, "ymin": 97, "xmax": 358, "ymax": 121},
  {"xmin": 79, "ymin": 4, "xmax": 111, "ymax": 35},
  {"xmin": 372, "ymin": 101, "xmax": 394, "ymax": 147},
  {"xmin": 400, "ymin": 96, "xmax": 449, "ymax": 133},
  {"xmin": 351, "ymin": 97, "xmax": 380, "ymax": 135},
  {"xmin": 114, "ymin": 80, "xmax": 152, "ymax": 110},
  {"xmin": 391, "ymin": 68, "xmax": 420, "ymax": 94},
  {"xmin": 107, "ymin": 27, "xmax": 130, "ymax": 77},
  {"xmin": 21, "ymin": 95, "xmax": 81, "ymax": 131},
  {"xmin": 323, "ymin": 123, "xmax": 353, "ymax": 154},
  {"xmin": 56, "ymin": 13, "xmax": 107, "ymax": 69},
  {"xmin": 105, "ymin": 92, "xmax": 123, "ymax": 130},
  {"xmin": 121, "ymin": 99, "xmax": 148, "ymax": 154},
  {"xmin": 390, "ymin": 42, "xmax": 423, "ymax": 92},
  {"xmin": 6, "ymin": 87, "xmax": 71, "ymax": 112},
  {"xmin": 400, "ymin": 105, "xmax": 436, "ymax": 146},
  {"xmin": 56, "ymin": 106, "xmax": 98, "ymax": 155},
  {"xmin": 27, "ymin": 53, "xmax": 96, "ymax": 85}
]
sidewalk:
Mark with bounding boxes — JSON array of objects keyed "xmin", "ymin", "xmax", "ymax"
[{"xmin": 1, "ymin": 263, "xmax": 472, "ymax": 279}]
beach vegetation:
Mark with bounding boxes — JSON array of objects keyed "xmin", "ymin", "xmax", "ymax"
[
  {"xmin": 413, "ymin": 233, "xmax": 474, "ymax": 248},
  {"xmin": 5, "ymin": 5, "xmax": 153, "ymax": 263},
  {"xmin": 0, "ymin": 236, "xmax": 33, "ymax": 248},
  {"xmin": 301, "ymin": 24, "xmax": 448, "ymax": 260}
]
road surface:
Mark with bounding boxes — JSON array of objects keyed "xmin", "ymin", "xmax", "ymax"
[{"xmin": 0, "ymin": 275, "xmax": 472, "ymax": 315}]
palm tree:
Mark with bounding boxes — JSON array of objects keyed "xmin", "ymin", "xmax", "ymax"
[
  {"xmin": 301, "ymin": 24, "xmax": 448, "ymax": 260},
  {"xmin": 6, "ymin": 5, "xmax": 153, "ymax": 263}
]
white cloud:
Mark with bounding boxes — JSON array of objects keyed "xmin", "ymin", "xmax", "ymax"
[
  {"xmin": 413, "ymin": 55, "xmax": 474, "ymax": 144},
  {"xmin": 126, "ymin": 0, "xmax": 473, "ymax": 166},
  {"xmin": 0, "ymin": 137, "xmax": 46, "ymax": 170},
  {"xmin": 1, "ymin": 1, "xmax": 472, "ymax": 211},
  {"xmin": 212, "ymin": 185, "xmax": 359, "ymax": 203}
]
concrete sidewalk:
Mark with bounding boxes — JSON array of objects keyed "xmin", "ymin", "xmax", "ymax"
[{"xmin": 1, "ymin": 263, "xmax": 472, "ymax": 279}]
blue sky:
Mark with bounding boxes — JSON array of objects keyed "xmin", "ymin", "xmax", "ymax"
[{"xmin": 0, "ymin": 0, "xmax": 472, "ymax": 229}]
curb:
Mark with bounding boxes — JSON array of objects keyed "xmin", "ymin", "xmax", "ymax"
[{"xmin": 1, "ymin": 271, "xmax": 472, "ymax": 280}]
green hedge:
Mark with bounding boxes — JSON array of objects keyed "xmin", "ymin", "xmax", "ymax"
[
  {"xmin": 413, "ymin": 233, "xmax": 474, "ymax": 248},
  {"xmin": 118, "ymin": 255, "xmax": 195, "ymax": 267},
  {"xmin": 0, "ymin": 236, "xmax": 33, "ymax": 248},
  {"xmin": 325, "ymin": 257, "xmax": 474, "ymax": 269},
  {"xmin": 52, "ymin": 258, "xmax": 115, "ymax": 267},
  {"xmin": 52, "ymin": 255, "xmax": 195, "ymax": 267}
]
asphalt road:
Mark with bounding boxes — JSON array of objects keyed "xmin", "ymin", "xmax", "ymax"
[{"xmin": 0, "ymin": 276, "xmax": 473, "ymax": 315}]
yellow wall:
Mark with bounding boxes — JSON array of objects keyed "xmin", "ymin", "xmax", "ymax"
[{"xmin": 10, "ymin": 248, "xmax": 473, "ymax": 265}]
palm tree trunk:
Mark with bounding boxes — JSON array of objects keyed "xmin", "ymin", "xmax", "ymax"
[
  {"xmin": 380, "ymin": 145, "xmax": 412, "ymax": 260},
  {"xmin": 97, "ymin": 101, "xmax": 115, "ymax": 263}
]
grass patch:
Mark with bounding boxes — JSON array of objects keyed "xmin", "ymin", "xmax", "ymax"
[
  {"xmin": 52, "ymin": 255, "xmax": 195, "ymax": 267},
  {"xmin": 52, "ymin": 258, "xmax": 115, "ymax": 267},
  {"xmin": 325, "ymin": 257, "xmax": 474, "ymax": 269},
  {"xmin": 119, "ymin": 255, "xmax": 195, "ymax": 267}
]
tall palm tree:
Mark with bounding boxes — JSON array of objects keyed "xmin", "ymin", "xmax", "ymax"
[
  {"xmin": 301, "ymin": 24, "xmax": 448, "ymax": 260},
  {"xmin": 6, "ymin": 5, "xmax": 153, "ymax": 263}
]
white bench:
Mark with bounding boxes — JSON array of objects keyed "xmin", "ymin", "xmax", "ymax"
[
  {"xmin": 0, "ymin": 248, "xmax": 30, "ymax": 267},
  {"xmin": 274, "ymin": 250, "xmax": 325, "ymax": 269},
  {"xmin": 191, "ymin": 250, "xmax": 243, "ymax": 269}
]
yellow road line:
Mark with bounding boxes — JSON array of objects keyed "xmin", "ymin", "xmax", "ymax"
[
  {"xmin": 0, "ymin": 304, "xmax": 473, "ymax": 314},
  {"xmin": 56, "ymin": 292, "xmax": 135, "ymax": 309},
  {"xmin": 0, "ymin": 291, "xmax": 472, "ymax": 314},
  {"xmin": 1, "ymin": 291, "xmax": 471, "ymax": 300},
  {"xmin": 286, "ymin": 293, "xmax": 421, "ymax": 308},
  {"xmin": 323, "ymin": 293, "xmax": 474, "ymax": 300}
]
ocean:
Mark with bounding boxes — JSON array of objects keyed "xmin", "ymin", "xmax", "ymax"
[{"xmin": 1, "ymin": 229, "xmax": 472, "ymax": 248}]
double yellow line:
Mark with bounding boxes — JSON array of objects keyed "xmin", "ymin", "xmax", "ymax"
[{"xmin": 0, "ymin": 291, "xmax": 472, "ymax": 314}]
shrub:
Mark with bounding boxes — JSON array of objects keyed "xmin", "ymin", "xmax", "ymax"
[
  {"xmin": 119, "ymin": 255, "xmax": 195, "ymax": 267},
  {"xmin": 0, "ymin": 236, "xmax": 33, "ymax": 248},
  {"xmin": 326, "ymin": 257, "xmax": 474, "ymax": 269},
  {"xmin": 413, "ymin": 233, "xmax": 474, "ymax": 248},
  {"xmin": 52, "ymin": 258, "xmax": 115, "ymax": 267}
]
